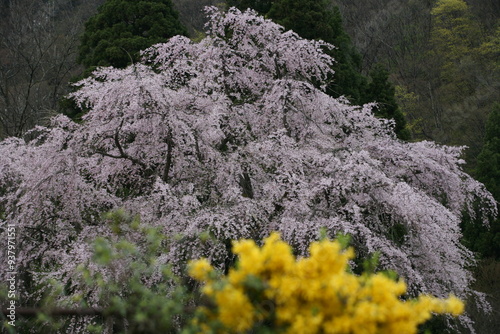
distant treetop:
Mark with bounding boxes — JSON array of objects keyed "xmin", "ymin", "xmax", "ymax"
[{"xmin": 78, "ymin": 0, "xmax": 188, "ymax": 70}]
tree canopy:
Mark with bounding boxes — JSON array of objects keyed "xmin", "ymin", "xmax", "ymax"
[
  {"xmin": 477, "ymin": 104, "xmax": 500, "ymax": 200},
  {"xmin": 228, "ymin": 0, "xmax": 408, "ymax": 139},
  {"xmin": 464, "ymin": 103, "xmax": 500, "ymax": 258},
  {"xmin": 78, "ymin": 0, "xmax": 187, "ymax": 70},
  {"xmin": 0, "ymin": 7, "xmax": 496, "ymax": 331},
  {"xmin": 230, "ymin": 0, "xmax": 365, "ymax": 102},
  {"xmin": 227, "ymin": 0, "xmax": 273, "ymax": 15},
  {"xmin": 363, "ymin": 65, "xmax": 411, "ymax": 139}
]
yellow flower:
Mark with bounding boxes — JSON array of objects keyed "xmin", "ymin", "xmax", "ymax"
[
  {"xmin": 215, "ymin": 286, "xmax": 255, "ymax": 332},
  {"xmin": 232, "ymin": 239, "xmax": 264, "ymax": 277},
  {"xmin": 188, "ymin": 258, "xmax": 213, "ymax": 281},
  {"xmin": 446, "ymin": 295, "xmax": 465, "ymax": 316},
  {"xmin": 188, "ymin": 232, "xmax": 464, "ymax": 333}
]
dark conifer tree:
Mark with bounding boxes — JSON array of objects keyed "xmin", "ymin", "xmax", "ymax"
[
  {"xmin": 226, "ymin": 0, "xmax": 273, "ymax": 14},
  {"xmin": 64, "ymin": 0, "xmax": 188, "ymax": 121},
  {"xmin": 364, "ymin": 65, "xmax": 410, "ymax": 140},
  {"xmin": 78, "ymin": 0, "xmax": 188, "ymax": 70},
  {"xmin": 462, "ymin": 103, "xmax": 500, "ymax": 259},
  {"xmin": 477, "ymin": 103, "xmax": 500, "ymax": 200}
]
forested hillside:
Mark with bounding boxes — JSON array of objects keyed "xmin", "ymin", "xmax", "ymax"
[
  {"xmin": 336, "ymin": 0, "xmax": 499, "ymax": 171},
  {"xmin": 0, "ymin": 1, "xmax": 498, "ymax": 333},
  {"xmin": 0, "ymin": 0, "xmax": 104, "ymax": 137}
]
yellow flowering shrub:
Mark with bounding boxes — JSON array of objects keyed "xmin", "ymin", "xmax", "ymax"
[{"xmin": 187, "ymin": 233, "xmax": 464, "ymax": 334}]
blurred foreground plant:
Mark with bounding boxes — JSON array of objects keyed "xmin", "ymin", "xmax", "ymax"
[
  {"xmin": 77, "ymin": 210, "xmax": 191, "ymax": 333},
  {"xmin": 186, "ymin": 232, "xmax": 464, "ymax": 334}
]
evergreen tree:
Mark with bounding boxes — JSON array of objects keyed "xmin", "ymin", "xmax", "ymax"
[
  {"xmin": 476, "ymin": 103, "xmax": 500, "ymax": 259},
  {"xmin": 477, "ymin": 103, "xmax": 500, "ymax": 200},
  {"xmin": 364, "ymin": 65, "xmax": 410, "ymax": 140},
  {"xmin": 66, "ymin": 0, "xmax": 188, "ymax": 121},
  {"xmin": 78, "ymin": 0, "xmax": 187, "ymax": 71},
  {"xmin": 226, "ymin": 0, "xmax": 273, "ymax": 14},
  {"xmin": 462, "ymin": 103, "xmax": 500, "ymax": 259},
  {"xmin": 228, "ymin": 0, "xmax": 409, "ymax": 139}
]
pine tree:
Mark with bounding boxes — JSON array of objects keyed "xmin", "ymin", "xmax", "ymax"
[
  {"xmin": 462, "ymin": 104, "xmax": 500, "ymax": 259},
  {"xmin": 477, "ymin": 104, "xmax": 500, "ymax": 200},
  {"xmin": 66, "ymin": 0, "xmax": 188, "ymax": 120},
  {"xmin": 364, "ymin": 65, "xmax": 410, "ymax": 140},
  {"xmin": 78, "ymin": 0, "xmax": 187, "ymax": 71},
  {"xmin": 226, "ymin": 0, "xmax": 273, "ymax": 14}
]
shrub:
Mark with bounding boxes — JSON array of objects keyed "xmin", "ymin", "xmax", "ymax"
[{"xmin": 186, "ymin": 233, "xmax": 464, "ymax": 334}]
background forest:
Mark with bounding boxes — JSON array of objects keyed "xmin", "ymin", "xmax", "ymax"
[{"xmin": 0, "ymin": 0, "xmax": 499, "ymax": 333}]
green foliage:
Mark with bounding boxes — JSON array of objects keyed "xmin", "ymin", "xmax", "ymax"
[
  {"xmin": 394, "ymin": 85, "xmax": 424, "ymax": 139},
  {"xmin": 417, "ymin": 314, "xmax": 455, "ymax": 334},
  {"xmin": 401, "ymin": 0, "xmax": 500, "ymax": 170},
  {"xmin": 226, "ymin": 0, "xmax": 273, "ymax": 14},
  {"xmin": 465, "ymin": 103, "xmax": 500, "ymax": 259},
  {"xmin": 477, "ymin": 103, "xmax": 500, "ymax": 200},
  {"xmin": 12, "ymin": 210, "xmax": 193, "ymax": 333},
  {"xmin": 460, "ymin": 200, "xmax": 500, "ymax": 259},
  {"xmin": 364, "ymin": 65, "xmax": 410, "ymax": 140},
  {"xmin": 430, "ymin": 0, "xmax": 482, "ymax": 83},
  {"xmin": 78, "ymin": 210, "xmax": 190, "ymax": 333},
  {"xmin": 78, "ymin": 0, "xmax": 188, "ymax": 70},
  {"xmin": 478, "ymin": 25, "xmax": 500, "ymax": 70}
]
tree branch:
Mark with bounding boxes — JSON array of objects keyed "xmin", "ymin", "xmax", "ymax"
[
  {"xmin": 162, "ymin": 128, "xmax": 174, "ymax": 183},
  {"xmin": 94, "ymin": 122, "xmax": 147, "ymax": 169}
]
